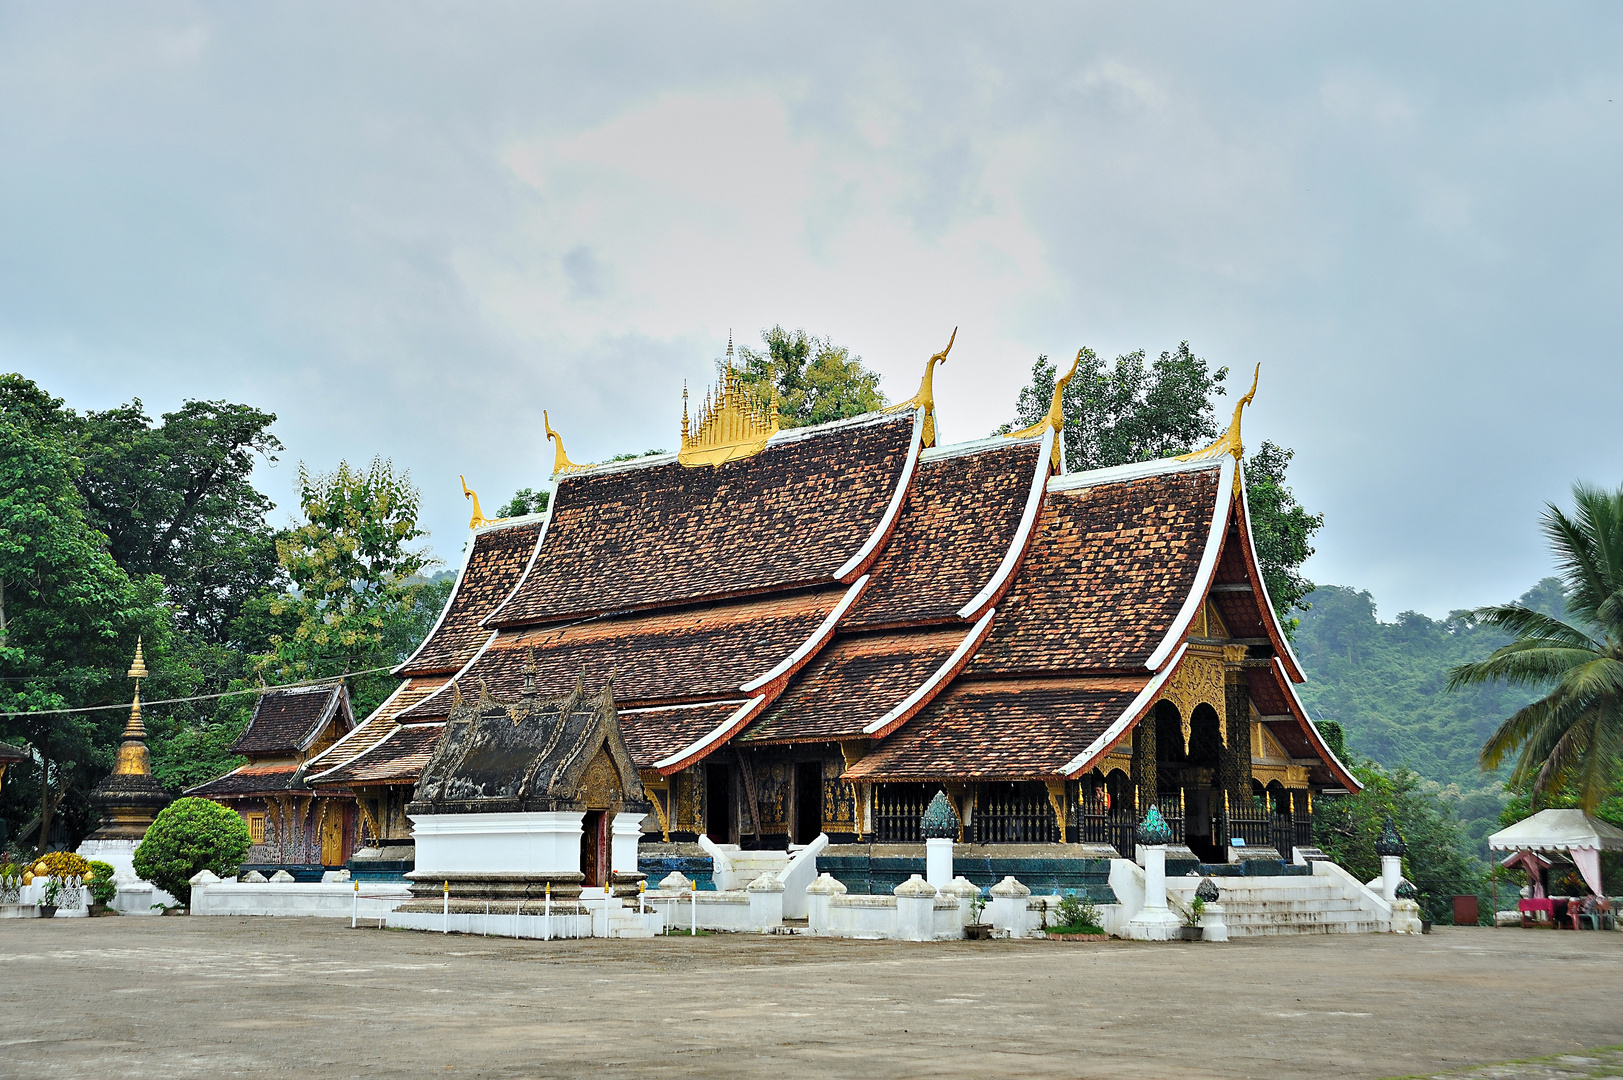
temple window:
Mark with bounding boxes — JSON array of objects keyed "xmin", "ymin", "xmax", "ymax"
[{"xmin": 246, "ymin": 812, "xmax": 266, "ymax": 845}]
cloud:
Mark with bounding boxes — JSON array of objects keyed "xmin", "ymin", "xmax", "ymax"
[{"xmin": 0, "ymin": 3, "xmax": 1619, "ymax": 615}]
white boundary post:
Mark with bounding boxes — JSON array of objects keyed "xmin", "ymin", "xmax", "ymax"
[
  {"xmin": 443, "ymin": 880, "xmax": 449, "ymax": 934},
  {"xmin": 352, "ymin": 880, "xmax": 359, "ymax": 929}
]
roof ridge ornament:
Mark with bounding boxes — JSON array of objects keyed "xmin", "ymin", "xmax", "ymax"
[
  {"xmin": 1178, "ymin": 363, "xmax": 1258, "ymax": 463},
  {"xmin": 544, "ymin": 411, "xmax": 589, "ymax": 477},
  {"xmin": 1004, "ymin": 347, "xmax": 1081, "ymax": 470},
  {"xmin": 677, "ymin": 339, "xmax": 781, "ymax": 467},
  {"xmin": 883, "ymin": 327, "xmax": 955, "ymax": 448},
  {"xmin": 460, "ymin": 475, "xmax": 505, "ymax": 530}
]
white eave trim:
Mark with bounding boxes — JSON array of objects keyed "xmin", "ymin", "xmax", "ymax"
[
  {"xmin": 862, "ymin": 609, "xmax": 996, "ymax": 737},
  {"xmin": 921, "ymin": 430, "xmax": 1044, "ymax": 463},
  {"xmin": 1059, "ymin": 642, "xmax": 1187, "ymax": 777},
  {"xmin": 958, "ymin": 425, "xmax": 1052, "ymax": 620},
  {"xmin": 739, "ymin": 576, "xmax": 870, "ymax": 693},
  {"xmin": 653, "ymin": 695, "xmax": 768, "ymax": 773},
  {"xmin": 393, "ymin": 629, "xmax": 500, "ymax": 721},
  {"xmin": 1272, "ymin": 656, "xmax": 1362, "ymax": 791},
  {"xmin": 1238, "ymin": 468, "xmax": 1306, "ymax": 681},
  {"xmin": 305, "ymin": 684, "xmax": 406, "ymax": 770},
  {"xmin": 834, "ymin": 409, "xmax": 923, "ymax": 582},
  {"xmin": 479, "ymin": 474, "xmax": 562, "ymax": 629},
  {"xmin": 1046, "ymin": 453, "xmax": 1220, "ymax": 494},
  {"xmin": 1144, "ymin": 454, "xmax": 1235, "ymax": 671},
  {"xmin": 619, "ymin": 699, "xmax": 750, "ymax": 715}
]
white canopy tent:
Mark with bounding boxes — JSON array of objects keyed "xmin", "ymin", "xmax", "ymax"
[{"xmin": 1488, "ymin": 809, "xmax": 1623, "ymax": 897}]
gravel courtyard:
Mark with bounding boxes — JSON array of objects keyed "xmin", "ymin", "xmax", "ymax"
[{"xmin": 2, "ymin": 917, "xmax": 1619, "ymax": 1080}]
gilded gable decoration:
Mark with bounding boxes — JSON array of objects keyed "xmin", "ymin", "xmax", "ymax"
[
  {"xmin": 1004, "ymin": 347, "xmax": 1082, "ymax": 469},
  {"xmin": 1178, "ymin": 363, "xmax": 1258, "ymax": 463},
  {"xmin": 678, "ymin": 337, "xmax": 780, "ymax": 467},
  {"xmin": 544, "ymin": 411, "xmax": 590, "ymax": 477},
  {"xmin": 1156, "ymin": 651, "xmax": 1228, "ymax": 753},
  {"xmin": 460, "ymin": 476, "xmax": 505, "ymax": 530},
  {"xmin": 882, "ymin": 327, "xmax": 955, "ymax": 448}
]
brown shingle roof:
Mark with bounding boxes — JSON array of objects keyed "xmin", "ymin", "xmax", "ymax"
[
  {"xmin": 843, "ymin": 679, "xmax": 1143, "ymax": 781},
  {"xmin": 0, "ymin": 742, "xmax": 25, "ymax": 764},
  {"xmin": 845, "ymin": 440, "xmax": 1042, "ymax": 629},
  {"xmin": 397, "ymin": 519, "xmax": 542, "ymax": 676},
  {"xmin": 965, "ymin": 463, "xmax": 1222, "ymax": 676},
  {"xmin": 312, "ymin": 723, "xmax": 445, "ymax": 785},
  {"xmin": 400, "ymin": 589, "xmax": 847, "ymax": 719},
  {"xmin": 486, "ymin": 413, "xmax": 917, "ymax": 626},
  {"xmin": 740, "ymin": 627, "xmax": 969, "ymax": 744},
  {"xmin": 620, "ymin": 701, "xmax": 748, "ymax": 768},
  {"xmin": 230, "ymin": 685, "xmax": 349, "ymax": 757},
  {"xmin": 185, "ymin": 764, "xmax": 307, "ymax": 798}
]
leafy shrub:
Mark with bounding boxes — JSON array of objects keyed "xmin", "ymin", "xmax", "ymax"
[
  {"xmin": 133, "ymin": 797, "xmax": 251, "ymax": 906},
  {"xmin": 87, "ymin": 860, "xmax": 118, "ymax": 906},
  {"xmin": 1053, "ymin": 890, "xmax": 1104, "ymax": 933}
]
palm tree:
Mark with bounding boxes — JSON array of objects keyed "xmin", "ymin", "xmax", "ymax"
[{"xmin": 1449, "ymin": 482, "xmax": 1623, "ymax": 810}]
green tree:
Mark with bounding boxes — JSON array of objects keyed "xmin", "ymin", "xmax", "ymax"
[
  {"xmin": 1000, "ymin": 344, "xmax": 1228, "ymax": 470},
  {"xmin": 497, "ymin": 488, "xmax": 549, "ymax": 517},
  {"xmin": 0, "ymin": 391, "xmax": 158, "ymax": 852},
  {"xmin": 1451, "ymin": 482, "xmax": 1623, "ymax": 811},
  {"xmin": 1000, "ymin": 345, "xmax": 1322, "ymax": 625},
  {"xmin": 1245, "ymin": 441, "xmax": 1324, "ymax": 627},
  {"xmin": 1314, "ymin": 761, "xmax": 1484, "ymax": 923},
  {"xmin": 735, "ymin": 326, "xmax": 887, "ymax": 428},
  {"xmin": 132, "ymin": 796, "xmax": 251, "ymax": 906},
  {"xmin": 68, "ymin": 399, "xmax": 283, "ymax": 646},
  {"xmin": 262, "ymin": 458, "xmax": 436, "ymax": 715}
]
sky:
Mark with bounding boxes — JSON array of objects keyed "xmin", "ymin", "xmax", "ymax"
[{"xmin": 2, "ymin": 3, "xmax": 1619, "ymax": 620}]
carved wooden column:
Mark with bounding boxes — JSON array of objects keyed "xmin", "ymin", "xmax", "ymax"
[
  {"xmin": 1221, "ymin": 646, "xmax": 1253, "ymax": 807},
  {"xmin": 1131, "ymin": 711, "xmax": 1156, "ymax": 817}
]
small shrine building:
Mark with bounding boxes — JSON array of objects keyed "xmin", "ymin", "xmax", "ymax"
[
  {"xmin": 274, "ymin": 339, "xmax": 1358, "ymax": 871},
  {"xmin": 186, "ymin": 683, "xmax": 358, "ymax": 876}
]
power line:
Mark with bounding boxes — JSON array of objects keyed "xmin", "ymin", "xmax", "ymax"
[{"xmin": 0, "ymin": 665, "xmax": 397, "ymax": 719}]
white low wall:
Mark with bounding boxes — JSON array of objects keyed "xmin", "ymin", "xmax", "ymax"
[
  {"xmin": 191, "ymin": 880, "xmax": 412, "ymax": 918},
  {"xmin": 389, "ymin": 909, "xmax": 595, "ymax": 939},
  {"xmin": 77, "ymin": 837, "xmax": 177, "ymax": 914},
  {"xmin": 411, "ymin": 810, "xmax": 585, "ymax": 878}
]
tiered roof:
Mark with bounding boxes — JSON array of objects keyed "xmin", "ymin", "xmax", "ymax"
[
  {"xmin": 303, "ymin": 357, "xmax": 1357, "ymax": 797},
  {"xmin": 186, "ymin": 684, "xmax": 354, "ymax": 800}
]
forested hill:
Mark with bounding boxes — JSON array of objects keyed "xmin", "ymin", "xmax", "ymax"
[{"xmin": 1291, "ymin": 579, "xmax": 1566, "ymax": 793}]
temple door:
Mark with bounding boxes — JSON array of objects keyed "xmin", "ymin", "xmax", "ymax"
[
  {"xmin": 580, "ymin": 810, "xmax": 608, "ymax": 889},
  {"xmin": 319, "ymin": 808, "xmax": 345, "ymax": 867}
]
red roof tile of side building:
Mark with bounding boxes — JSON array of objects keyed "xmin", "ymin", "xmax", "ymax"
[
  {"xmin": 396, "ymin": 518, "xmax": 544, "ymax": 676},
  {"xmin": 485, "ymin": 411, "xmax": 919, "ymax": 627},
  {"xmin": 397, "ymin": 587, "xmax": 854, "ymax": 721},
  {"xmin": 740, "ymin": 624, "xmax": 983, "ymax": 745},
  {"xmin": 185, "ymin": 764, "xmax": 310, "ymax": 798},
  {"xmin": 308, "ymin": 723, "xmax": 445, "ymax": 786},
  {"xmin": 620, "ymin": 700, "xmax": 751, "ymax": 768},
  {"xmin": 230, "ymin": 684, "xmax": 352, "ymax": 757},
  {"xmin": 843, "ymin": 438, "xmax": 1045, "ymax": 630},
  {"xmin": 842, "ymin": 678, "xmax": 1148, "ymax": 781},
  {"xmin": 965, "ymin": 459, "xmax": 1224, "ymax": 677}
]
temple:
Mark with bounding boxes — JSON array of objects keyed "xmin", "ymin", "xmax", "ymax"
[
  {"xmin": 186, "ymin": 683, "xmax": 358, "ymax": 878},
  {"xmin": 271, "ymin": 339, "xmax": 1355, "ymax": 884}
]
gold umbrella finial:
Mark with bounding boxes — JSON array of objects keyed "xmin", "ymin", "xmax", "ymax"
[{"xmin": 126, "ymin": 637, "xmax": 148, "ymax": 682}]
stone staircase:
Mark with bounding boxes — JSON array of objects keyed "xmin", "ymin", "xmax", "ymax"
[
  {"xmin": 594, "ymin": 896, "xmax": 660, "ymax": 938},
  {"xmin": 1179, "ymin": 874, "xmax": 1388, "ymax": 937}
]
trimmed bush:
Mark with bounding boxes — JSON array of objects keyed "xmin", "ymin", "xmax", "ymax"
[
  {"xmin": 86, "ymin": 860, "xmax": 118, "ymax": 906},
  {"xmin": 133, "ymin": 797, "xmax": 251, "ymax": 907}
]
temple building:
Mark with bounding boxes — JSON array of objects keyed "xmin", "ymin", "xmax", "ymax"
[
  {"xmin": 257, "ymin": 338, "xmax": 1356, "ymax": 876},
  {"xmin": 186, "ymin": 683, "xmax": 358, "ymax": 877}
]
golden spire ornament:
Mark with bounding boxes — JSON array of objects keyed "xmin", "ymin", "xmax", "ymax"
[
  {"xmin": 677, "ymin": 337, "xmax": 780, "ymax": 467},
  {"xmin": 1004, "ymin": 347, "xmax": 1082, "ymax": 469},
  {"xmin": 544, "ymin": 411, "xmax": 590, "ymax": 477},
  {"xmin": 1178, "ymin": 363, "xmax": 1259, "ymax": 462},
  {"xmin": 884, "ymin": 328, "xmax": 955, "ymax": 448}
]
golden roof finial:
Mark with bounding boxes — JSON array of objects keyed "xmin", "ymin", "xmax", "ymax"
[
  {"xmin": 677, "ymin": 341, "xmax": 781, "ymax": 467},
  {"xmin": 543, "ymin": 411, "xmax": 589, "ymax": 477},
  {"xmin": 1004, "ymin": 347, "xmax": 1082, "ymax": 469},
  {"xmin": 884, "ymin": 327, "xmax": 955, "ymax": 448},
  {"xmin": 126, "ymin": 637, "xmax": 148, "ymax": 682},
  {"xmin": 460, "ymin": 475, "xmax": 500, "ymax": 530},
  {"xmin": 1177, "ymin": 363, "xmax": 1258, "ymax": 463}
]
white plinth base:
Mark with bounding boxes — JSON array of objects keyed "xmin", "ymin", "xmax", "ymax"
[
  {"xmin": 1125, "ymin": 907, "xmax": 1184, "ymax": 941},
  {"xmin": 410, "ymin": 811, "xmax": 584, "ymax": 878},
  {"xmin": 76, "ymin": 838, "xmax": 177, "ymax": 914}
]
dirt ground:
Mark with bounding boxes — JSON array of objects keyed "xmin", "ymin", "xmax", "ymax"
[{"xmin": 2, "ymin": 917, "xmax": 1619, "ymax": 1080}]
